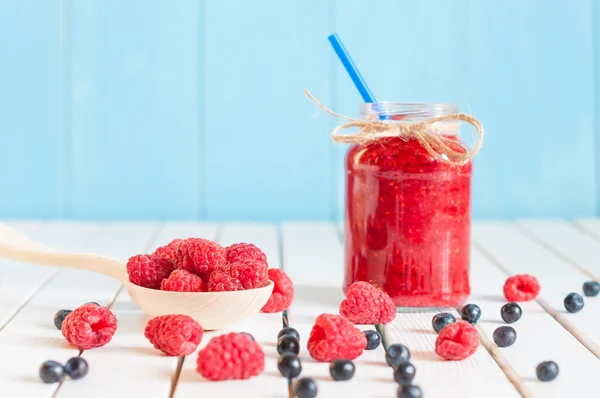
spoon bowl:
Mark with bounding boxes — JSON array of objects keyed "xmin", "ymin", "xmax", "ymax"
[
  {"xmin": 127, "ymin": 281, "xmax": 273, "ymax": 330},
  {"xmin": 0, "ymin": 223, "xmax": 273, "ymax": 330}
]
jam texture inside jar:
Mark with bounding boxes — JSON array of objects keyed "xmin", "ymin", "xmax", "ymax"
[{"xmin": 343, "ymin": 103, "xmax": 471, "ymax": 308}]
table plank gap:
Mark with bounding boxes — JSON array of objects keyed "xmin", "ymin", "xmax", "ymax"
[
  {"xmin": 339, "ymin": 219, "xmax": 523, "ymax": 396},
  {"xmin": 0, "ymin": 222, "xmax": 104, "ymax": 397},
  {"xmin": 469, "ymin": 242, "xmax": 596, "ymax": 396},
  {"xmin": 474, "ymin": 324, "xmax": 533, "ymax": 398},
  {"xmin": 0, "ymin": 221, "xmax": 49, "ymax": 332},
  {"xmin": 169, "ymin": 356, "xmax": 185, "ymax": 398},
  {"xmin": 54, "ymin": 222, "xmax": 166, "ymax": 398},
  {"xmin": 473, "ymin": 221, "xmax": 600, "ymax": 395},
  {"xmin": 573, "ymin": 218, "xmax": 600, "ymax": 240},
  {"xmin": 282, "ymin": 222, "xmax": 521, "ymax": 398},
  {"xmin": 514, "ymin": 221, "xmax": 598, "ymax": 280},
  {"xmin": 173, "ymin": 222, "xmax": 287, "ymax": 398}
]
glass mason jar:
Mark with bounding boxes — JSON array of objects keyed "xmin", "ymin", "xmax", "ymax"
[{"xmin": 343, "ymin": 102, "xmax": 471, "ymax": 309}]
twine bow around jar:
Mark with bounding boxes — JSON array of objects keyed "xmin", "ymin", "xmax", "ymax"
[{"xmin": 304, "ymin": 90, "xmax": 484, "ymax": 166}]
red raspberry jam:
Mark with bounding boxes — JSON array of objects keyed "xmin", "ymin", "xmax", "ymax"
[{"xmin": 343, "ymin": 112, "xmax": 471, "ymax": 308}]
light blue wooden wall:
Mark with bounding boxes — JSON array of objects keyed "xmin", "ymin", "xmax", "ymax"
[{"xmin": 0, "ymin": 0, "xmax": 597, "ymax": 221}]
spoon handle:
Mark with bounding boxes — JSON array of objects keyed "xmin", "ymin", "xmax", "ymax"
[{"xmin": 0, "ymin": 223, "xmax": 129, "ymax": 284}]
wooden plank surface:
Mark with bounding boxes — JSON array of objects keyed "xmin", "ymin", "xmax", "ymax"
[
  {"xmin": 0, "ymin": 221, "xmax": 46, "ymax": 329},
  {"xmin": 471, "ymin": 244, "xmax": 600, "ymax": 397},
  {"xmin": 55, "ymin": 222, "xmax": 168, "ymax": 397},
  {"xmin": 0, "ymin": 222, "xmax": 101, "ymax": 396},
  {"xmin": 474, "ymin": 221, "xmax": 600, "ymax": 360},
  {"xmin": 2, "ymin": 220, "xmax": 600, "ymax": 397},
  {"xmin": 517, "ymin": 220, "xmax": 600, "ymax": 280},
  {"xmin": 282, "ymin": 222, "xmax": 521, "ymax": 398},
  {"xmin": 173, "ymin": 223, "xmax": 286, "ymax": 397},
  {"xmin": 58, "ymin": 222, "xmax": 222, "ymax": 398},
  {"xmin": 283, "ymin": 223, "xmax": 395, "ymax": 397}
]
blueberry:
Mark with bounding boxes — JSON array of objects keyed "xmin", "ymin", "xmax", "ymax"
[
  {"xmin": 364, "ymin": 330, "xmax": 381, "ymax": 350},
  {"xmin": 500, "ymin": 302, "xmax": 522, "ymax": 324},
  {"xmin": 64, "ymin": 357, "xmax": 89, "ymax": 380},
  {"xmin": 277, "ymin": 335, "xmax": 300, "ymax": 355},
  {"xmin": 493, "ymin": 326, "xmax": 517, "ymax": 347},
  {"xmin": 432, "ymin": 312, "xmax": 456, "ymax": 333},
  {"xmin": 277, "ymin": 353, "xmax": 302, "ymax": 379},
  {"xmin": 329, "ymin": 359, "xmax": 355, "ymax": 381},
  {"xmin": 53, "ymin": 309, "xmax": 72, "ymax": 330},
  {"xmin": 241, "ymin": 332, "xmax": 255, "ymax": 341},
  {"xmin": 85, "ymin": 302, "xmax": 100, "ymax": 306},
  {"xmin": 564, "ymin": 292, "xmax": 584, "ymax": 313},
  {"xmin": 397, "ymin": 384, "xmax": 423, "ymax": 398},
  {"xmin": 536, "ymin": 361, "xmax": 559, "ymax": 382},
  {"xmin": 385, "ymin": 344, "xmax": 411, "ymax": 367},
  {"xmin": 460, "ymin": 304, "xmax": 481, "ymax": 323},
  {"xmin": 393, "ymin": 362, "xmax": 416, "ymax": 385},
  {"xmin": 278, "ymin": 327, "xmax": 300, "ymax": 341},
  {"xmin": 294, "ymin": 377, "xmax": 318, "ymax": 398},
  {"xmin": 39, "ymin": 360, "xmax": 65, "ymax": 383},
  {"xmin": 583, "ymin": 281, "xmax": 600, "ymax": 297}
]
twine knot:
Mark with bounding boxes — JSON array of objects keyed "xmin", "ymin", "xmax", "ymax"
[{"xmin": 305, "ymin": 90, "xmax": 484, "ymax": 166}]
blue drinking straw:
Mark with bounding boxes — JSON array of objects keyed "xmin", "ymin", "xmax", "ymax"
[
  {"xmin": 328, "ymin": 33, "xmax": 388, "ymax": 119},
  {"xmin": 328, "ymin": 33, "xmax": 376, "ymax": 103}
]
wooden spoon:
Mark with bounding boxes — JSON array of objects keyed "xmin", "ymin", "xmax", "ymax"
[{"xmin": 0, "ymin": 223, "xmax": 273, "ymax": 330}]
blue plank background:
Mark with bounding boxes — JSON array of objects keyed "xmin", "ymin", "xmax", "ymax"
[{"xmin": 0, "ymin": 0, "xmax": 597, "ymax": 220}]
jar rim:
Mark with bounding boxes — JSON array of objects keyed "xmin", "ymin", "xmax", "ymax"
[{"xmin": 359, "ymin": 102, "xmax": 458, "ymax": 119}]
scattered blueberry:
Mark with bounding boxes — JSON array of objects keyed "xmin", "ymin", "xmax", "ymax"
[
  {"xmin": 460, "ymin": 304, "xmax": 481, "ymax": 323},
  {"xmin": 278, "ymin": 327, "xmax": 300, "ymax": 341},
  {"xmin": 39, "ymin": 360, "xmax": 65, "ymax": 383},
  {"xmin": 85, "ymin": 302, "xmax": 100, "ymax": 306},
  {"xmin": 432, "ymin": 312, "xmax": 456, "ymax": 333},
  {"xmin": 583, "ymin": 281, "xmax": 600, "ymax": 297},
  {"xmin": 277, "ymin": 353, "xmax": 302, "ymax": 379},
  {"xmin": 241, "ymin": 332, "xmax": 255, "ymax": 341},
  {"xmin": 364, "ymin": 330, "xmax": 381, "ymax": 350},
  {"xmin": 536, "ymin": 361, "xmax": 559, "ymax": 382},
  {"xmin": 329, "ymin": 359, "xmax": 355, "ymax": 381},
  {"xmin": 385, "ymin": 344, "xmax": 411, "ymax": 367},
  {"xmin": 393, "ymin": 362, "xmax": 416, "ymax": 385},
  {"xmin": 500, "ymin": 302, "xmax": 522, "ymax": 324},
  {"xmin": 294, "ymin": 377, "xmax": 318, "ymax": 398},
  {"xmin": 64, "ymin": 357, "xmax": 89, "ymax": 380},
  {"xmin": 564, "ymin": 292, "xmax": 584, "ymax": 313},
  {"xmin": 397, "ymin": 384, "xmax": 423, "ymax": 398},
  {"xmin": 277, "ymin": 335, "xmax": 300, "ymax": 355},
  {"xmin": 493, "ymin": 326, "xmax": 517, "ymax": 347},
  {"xmin": 53, "ymin": 309, "xmax": 72, "ymax": 330}
]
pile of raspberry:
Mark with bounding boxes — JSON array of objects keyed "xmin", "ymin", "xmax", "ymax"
[
  {"xmin": 126, "ymin": 239, "xmax": 265, "ymax": 292},
  {"xmin": 126, "ymin": 239, "xmax": 294, "ymax": 312}
]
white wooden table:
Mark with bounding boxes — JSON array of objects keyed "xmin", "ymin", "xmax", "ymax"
[{"xmin": 1, "ymin": 220, "xmax": 600, "ymax": 398}]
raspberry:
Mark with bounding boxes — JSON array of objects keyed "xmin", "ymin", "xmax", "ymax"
[
  {"xmin": 225, "ymin": 243, "xmax": 267, "ymax": 265},
  {"xmin": 153, "ymin": 239, "xmax": 183, "ymax": 268},
  {"xmin": 503, "ymin": 274, "xmax": 541, "ymax": 302},
  {"xmin": 307, "ymin": 314, "xmax": 366, "ymax": 362},
  {"xmin": 207, "ymin": 260, "xmax": 268, "ymax": 292},
  {"xmin": 144, "ymin": 314, "xmax": 203, "ymax": 356},
  {"xmin": 435, "ymin": 320, "xmax": 479, "ymax": 360},
  {"xmin": 175, "ymin": 238, "xmax": 226, "ymax": 277},
  {"xmin": 339, "ymin": 281, "xmax": 396, "ymax": 325},
  {"xmin": 160, "ymin": 269, "xmax": 206, "ymax": 292},
  {"xmin": 62, "ymin": 304, "xmax": 118, "ymax": 350},
  {"xmin": 261, "ymin": 269, "xmax": 294, "ymax": 313},
  {"xmin": 126, "ymin": 254, "xmax": 172, "ymax": 289},
  {"xmin": 197, "ymin": 332, "xmax": 264, "ymax": 380}
]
